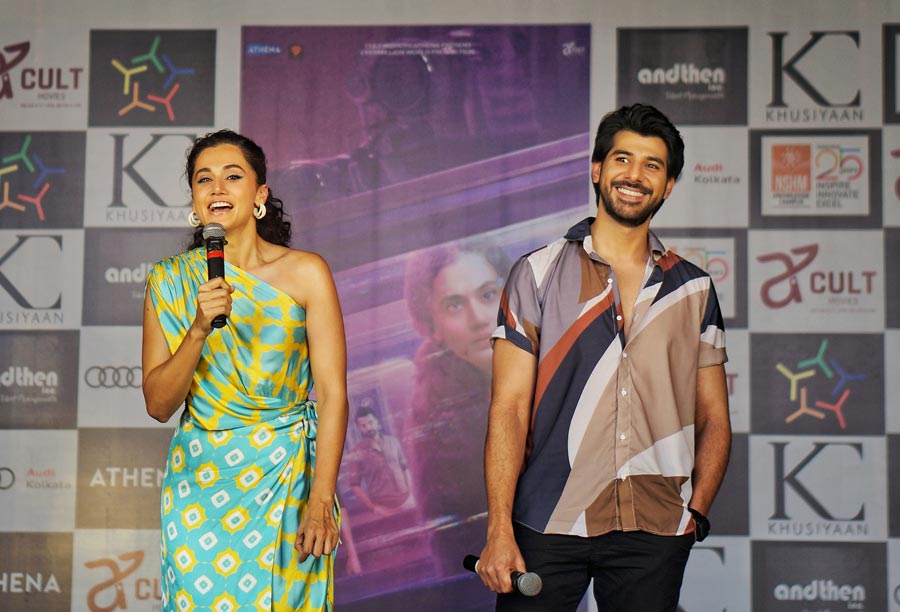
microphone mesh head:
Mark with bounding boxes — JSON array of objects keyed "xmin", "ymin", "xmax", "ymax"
[
  {"xmin": 517, "ymin": 572, "xmax": 542, "ymax": 597},
  {"xmin": 202, "ymin": 223, "xmax": 226, "ymax": 239}
]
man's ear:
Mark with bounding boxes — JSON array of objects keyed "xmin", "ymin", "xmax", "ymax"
[
  {"xmin": 663, "ymin": 176, "xmax": 675, "ymax": 200},
  {"xmin": 590, "ymin": 161, "xmax": 601, "ymax": 184}
]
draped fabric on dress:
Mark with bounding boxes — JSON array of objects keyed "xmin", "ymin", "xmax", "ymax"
[{"xmin": 147, "ymin": 248, "xmax": 336, "ymax": 612}]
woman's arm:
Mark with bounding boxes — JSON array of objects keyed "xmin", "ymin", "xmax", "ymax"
[
  {"xmin": 293, "ymin": 253, "xmax": 349, "ymax": 561},
  {"xmin": 141, "ymin": 277, "xmax": 233, "ymax": 422}
]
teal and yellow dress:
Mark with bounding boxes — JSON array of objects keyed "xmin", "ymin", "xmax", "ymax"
[{"xmin": 146, "ymin": 248, "xmax": 336, "ymax": 612}]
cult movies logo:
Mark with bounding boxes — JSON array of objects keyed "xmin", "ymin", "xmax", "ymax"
[
  {"xmin": 757, "ymin": 133, "xmax": 875, "ymax": 220},
  {"xmin": 82, "ymin": 228, "xmax": 187, "ymax": 324},
  {"xmin": 680, "ymin": 539, "xmax": 751, "ymax": 612},
  {"xmin": 72, "ymin": 531, "xmax": 163, "ymax": 612},
  {"xmin": 0, "ymin": 131, "xmax": 86, "ymax": 228},
  {"xmin": 749, "ymin": 231, "xmax": 883, "ymax": 332},
  {"xmin": 0, "ymin": 532, "xmax": 73, "ymax": 612},
  {"xmin": 84, "ymin": 131, "xmax": 198, "ymax": 227},
  {"xmin": 76, "ymin": 428, "xmax": 172, "ymax": 529},
  {"xmin": 750, "ymin": 436, "xmax": 887, "ymax": 540},
  {"xmin": 0, "ymin": 40, "xmax": 84, "ymax": 109},
  {"xmin": 764, "ymin": 30, "xmax": 865, "ymax": 124},
  {"xmin": 88, "ymin": 30, "xmax": 215, "ymax": 127},
  {"xmin": 0, "ymin": 230, "xmax": 83, "ymax": 327},
  {"xmin": 884, "ymin": 25, "xmax": 900, "ymax": 124},
  {"xmin": 750, "ymin": 334, "xmax": 883, "ymax": 436},
  {"xmin": 0, "ymin": 331, "xmax": 78, "ymax": 429},
  {"xmin": 616, "ymin": 27, "xmax": 747, "ymax": 125},
  {"xmin": 753, "ymin": 541, "xmax": 886, "ymax": 611}
]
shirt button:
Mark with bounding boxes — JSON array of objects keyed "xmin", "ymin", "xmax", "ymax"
[
  {"xmin": 607, "ymin": 278, "xmax": 613, "ymax": 284},
  {"xmin": 616, "ymin": 315, "xmax": 622, "ymax": 321},
  {"xmin": 622, "ymin": 352, "xmax": 628, "ymax": 358},
  {"xmin": 619, "ymin": 433, "xmax": 626, "ymax": 440},
  {"xmin": 621, "ymin": 389, "xmax": 627, "ymax": 396}
]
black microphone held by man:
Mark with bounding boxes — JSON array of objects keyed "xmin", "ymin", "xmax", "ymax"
[
  {"xmin": 202, "ymin": 222, "xmax": 227, "ymax": 329},
  {"xmin": 463, "ymin": 554, "xmax": 542, "ymax": 597}
]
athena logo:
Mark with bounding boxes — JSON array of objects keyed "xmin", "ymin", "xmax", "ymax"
[{"xmin": 84, "ymin": 366, "xmax": 141, "ymax": 389}]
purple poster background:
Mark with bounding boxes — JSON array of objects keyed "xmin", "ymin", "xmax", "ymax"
[{"xmin": 241, "ymin": 25, "xmax": 590, "ymax": 611}]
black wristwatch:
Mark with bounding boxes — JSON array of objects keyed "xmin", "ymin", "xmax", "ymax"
[{"xmin": 688, "ymin": 507, "xmax": 710, "ymax": 542}]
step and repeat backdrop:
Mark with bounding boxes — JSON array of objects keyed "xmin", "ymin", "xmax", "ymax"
[{"xmin": 1, "ymin": 1, "xmax": 899, "ymax": 611}]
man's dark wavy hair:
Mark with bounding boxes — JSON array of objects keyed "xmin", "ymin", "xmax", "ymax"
[
  {"xmin": 590, "ymin": 103, "xmax": 684, "ymax": 203},
  {"xmin": 184, "ymin": 129, "xmax": 291, "ymax": 250}
]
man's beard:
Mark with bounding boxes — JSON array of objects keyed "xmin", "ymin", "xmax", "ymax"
[{"xmin": 599, "ymin": 181, "xmax": 665, "ymax": 227}]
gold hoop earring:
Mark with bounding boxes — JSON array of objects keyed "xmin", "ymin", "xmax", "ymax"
[
  {"xmin": 187, "ymin": 211, "xmax": 201, "ymax": 227},
  {"xmin": 254, "ymin": 203, "xmax": 267, "ymax": 220}
]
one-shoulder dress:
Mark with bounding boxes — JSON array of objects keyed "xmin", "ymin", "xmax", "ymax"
[{"xmin": 146, "ymin": 248, "xmax": 336, "ymax": 612}]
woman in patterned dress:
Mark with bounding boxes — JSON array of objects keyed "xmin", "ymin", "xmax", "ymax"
[{"xmin": 141, "ymin": 130, "xmax": 348, "ymax": 612}]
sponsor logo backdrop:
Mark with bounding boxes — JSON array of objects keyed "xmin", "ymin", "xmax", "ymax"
[{"xmin": 1, "ymin": 3, "xmax": 897, "ymax": 612}]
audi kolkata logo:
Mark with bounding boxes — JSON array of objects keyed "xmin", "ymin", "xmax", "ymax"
[
  {"xmin": 84, "ymin": 366, "xmax": 141, "ymax": 389},
  {"xmin": 0, "ymin": 467, "xmax": 15, "ymax": 489}
]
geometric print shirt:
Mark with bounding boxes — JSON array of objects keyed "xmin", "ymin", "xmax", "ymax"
[{"xmin": 491, "ymin": 217, "xmax": 727, "ymax": 538}]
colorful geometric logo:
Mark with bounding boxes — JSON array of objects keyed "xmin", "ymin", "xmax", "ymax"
[
  {"xmin": 0, "ymin": 132, "xmax": 85, "ymax": 228},
  {"xmin": 88, "ymin": 30, "xmax": 215, "ymax": 127},
  {"xmin": 775, "ymin": 339, "xmax": 862, "ymax": 429},
  {"xmin": 750, "ymin": 334, "xmax": 884, "ymax": 435}
]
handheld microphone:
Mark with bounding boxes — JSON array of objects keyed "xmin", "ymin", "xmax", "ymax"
[
  {"xmin": 201, "ymin": 222, "xmax": 227, "ymax": 329},
  {"xmin": 463, "ymin": 554, "xmax": 542, "ymax": 597}
]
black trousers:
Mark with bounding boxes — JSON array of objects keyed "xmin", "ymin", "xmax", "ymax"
[{"xmin": 496, "ymin": 524, "xmax": 695, "ymax": 612}]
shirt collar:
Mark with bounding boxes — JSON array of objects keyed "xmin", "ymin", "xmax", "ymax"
[{"xmin": 565, "ymin": 216, "xmax": 668, "ymax": 262}]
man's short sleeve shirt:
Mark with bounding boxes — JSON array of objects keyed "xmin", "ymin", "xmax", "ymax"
[{"xmin": 492, "ymin": 217, "xmax": 727, "ymax": 537}]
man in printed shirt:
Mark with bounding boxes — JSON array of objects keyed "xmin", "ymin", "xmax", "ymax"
[{"xmin": 476, "ymin": 104, "xmax": 731, "ymax": 611}]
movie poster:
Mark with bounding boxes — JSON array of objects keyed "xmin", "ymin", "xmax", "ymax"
[{"xmin": 241, "ymin": 24, "xmax": 590, "ymax": 611}]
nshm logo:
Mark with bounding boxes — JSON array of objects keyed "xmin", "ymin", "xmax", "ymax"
[
  {"xmin": 0, "ymin": 42, "xmax": 30, "ymax": 99},
  {"xmin": 89, "ymin": 30, "xmax": 215, "ymax": 127}
]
